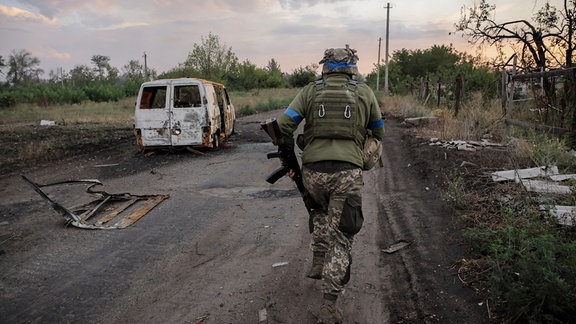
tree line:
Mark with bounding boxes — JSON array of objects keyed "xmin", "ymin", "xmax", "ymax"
[
  {"xmin": 0, "ymin": 0, "xmax": 573, "ymax": 110},
  {"xmin": 0, "ymin": 39, "xmax": 500, "ymax": 109},
  {"xmin": 0, "ymin": 32, "xmax": 319, "ymax": 108}
]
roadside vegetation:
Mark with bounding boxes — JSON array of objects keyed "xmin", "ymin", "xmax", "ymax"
[
  {"xmin": 384, "ymin": 92, "xmax": 576, "ymax": 323},
  {"xmin": 0, "ymin": 1, "xmax": 574, "ymax": 322}
]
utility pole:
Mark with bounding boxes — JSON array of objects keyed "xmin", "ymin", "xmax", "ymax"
[
  {"xmin": 377, "ymin": 37, "xmax": 382, "ymax": 91},
  {"xmin": 384, "ymin": 2, "xmax": 391, "ymax": 96},
  {"xmin": 143, "ymin": 52, "xmax": 148, "ymax": 81}
]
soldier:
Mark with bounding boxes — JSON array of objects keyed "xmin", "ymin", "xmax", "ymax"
[{"xmin": 277, "ymin": 45, "xmax": 385, "ymax": 323}]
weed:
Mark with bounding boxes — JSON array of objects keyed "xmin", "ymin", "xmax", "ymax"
[
  {"xmin": 445, "ymin": 170, "xmax": 468, "ymax": 210},
  {"xmin": 238, "ymin": 104, "xmax": 256, "ymax": 116},
  {"xmin": 464, "ymin": 200, "xmax": 576, "ymax": 323},
  {"xmin": 513, "ymin": 131, "xmax": 576, "ymax": 172}
]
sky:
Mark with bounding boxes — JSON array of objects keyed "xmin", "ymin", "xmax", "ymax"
[{"xmin": 0, "ymin": 0, "xmax": 561, "ymax": 77}]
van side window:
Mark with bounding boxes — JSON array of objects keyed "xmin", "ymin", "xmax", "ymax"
[
  {"xmin": 139, "ymin": 86, "xmax": 167, "ymax": 109},
  {"xmin": 175, "ymin": 85, "xmax": 201, "ymax": 108}
]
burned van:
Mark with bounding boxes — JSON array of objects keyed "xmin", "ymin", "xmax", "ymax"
[{"xmin": 134, "ymin": 78, "xmax": 235, "ymax": 150}]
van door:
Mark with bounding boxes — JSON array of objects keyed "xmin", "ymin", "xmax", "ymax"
[
  {"xmin": 222, "ymin": 87, "xmax": 235, "ymax": 136},
  {"xmin": 213, "ymin": 85, "xmax": 235, "ymax": 138},
  {"xmin": 135, "ymin": 84, "xmax": 171, "ymax": 147},
  {"xmin": 170, "ymin": 82, "xmax": 205, "ymax": 146},
  {"xmin": 202, "ymin": 83, "xmax": 222, "ymax": 146}
]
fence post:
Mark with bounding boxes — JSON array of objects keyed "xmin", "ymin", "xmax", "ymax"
[
  {"xmin": 501, "ymin": 69, "xmax": 507, "ymax": 113},
  {"xmin": 505, "ymin": 55, "xmax": 518, "ymax": 137},
  {"xmin": 454, "ymin": 75, "xmax": 463, "ymax": 117},
  {"xmin": 571, "ymin": 69, "xmax": 576, "ymax": 148},
  {"xmin": 437, "ymin": 80, "xmax": 441, "ymax": 107}
]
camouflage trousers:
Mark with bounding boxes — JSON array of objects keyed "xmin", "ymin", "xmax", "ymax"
[{"xmin": 302, "ymin": 165, "xmax": 363, "ymax": 295}]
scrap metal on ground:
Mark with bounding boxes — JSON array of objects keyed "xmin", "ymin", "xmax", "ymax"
[{"xmin": 22, "ymin": 175, "xmax": 169, "ymax": 229}]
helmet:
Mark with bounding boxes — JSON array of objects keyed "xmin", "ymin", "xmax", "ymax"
[{"xmin": 319, "ymin": 44, "xmax": 359, "ymax": 76}]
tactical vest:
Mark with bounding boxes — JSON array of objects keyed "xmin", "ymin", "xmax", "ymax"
[{"xmin": 303, "ymin": 78, "xmax": 366, "ymax": 146}]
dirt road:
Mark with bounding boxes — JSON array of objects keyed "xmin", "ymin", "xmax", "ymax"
[{"xmin": 0, "ymin": 110, "xmax": 486, "ymax": 323}]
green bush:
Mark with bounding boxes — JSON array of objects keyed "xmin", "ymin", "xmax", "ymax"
[
  {"xmin": 254, "ymin": 97, "xmax": 291, "ymax": 112},
  {"xmin": 465, "ymin": 205, "xmax": 576, "ymax": 323},
  {"xmin": 237, "ymin": 104, "xmax": 256, "ymax": 116},
  {"xmin": 82, "ymin": 83, "xmax": 124, "ymax": 102},
  {"xmin": 0, "ymin": 92, "xmax": 16, "ymax": 108}
]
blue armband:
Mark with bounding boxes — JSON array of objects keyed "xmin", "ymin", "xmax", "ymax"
[
  {"xmin": 284, "ymin": 107, "xmax": 303, "ymax": 124},
  {"xmin": 368, "ymin": 118, "xmax": 384, "ymax": 129}
]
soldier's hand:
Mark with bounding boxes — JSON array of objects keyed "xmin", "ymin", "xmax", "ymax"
[{"xmin": 286, "ymin": 169, "xmax": 296, "ymax": 180}]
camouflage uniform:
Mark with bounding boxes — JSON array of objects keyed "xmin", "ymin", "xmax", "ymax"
[
  {"xmin": 303, "ymin": 165, "xmax": 363, "ymax": 294},
  {"xmin": 277, "ymin": 45, "xmax": 384, "ymax": 323}
]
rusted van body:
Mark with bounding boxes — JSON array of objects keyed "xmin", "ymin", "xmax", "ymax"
[{"xmin": 134, "ymin": 78, "xmax": 235, "ymax": 150}]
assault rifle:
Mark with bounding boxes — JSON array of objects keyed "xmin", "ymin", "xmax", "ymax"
[{"xmin": 261, "ymin": 118, "xmax": 319, "ymax": 216}]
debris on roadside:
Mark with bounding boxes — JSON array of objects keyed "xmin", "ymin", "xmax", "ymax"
[
  {"xmin": 40, "ymin": 120, "xmax": 56, "ymax": 126},
  {"xmin": 428, "ymin": 138, "xmax": 506, "ymax": 151},
  {"xmin": 272, "ymin": 261, "xmax": 289, "ymax": 268},
  {"xmin": 490, "ymin": 166, "xmax": 575, "ymax": 226},
  {"xmin": 258, "ymin": 308, "xmax": 267, "ymax": 322},
  {"xmin": 382, "ymin": 240, "xmax": 412, "ymax": 254},
  {"xmin": 21, "ymin": 175, "xmax": 169, "ymax": 230},
  {"xmin": 491, "ymin": 165, "xmax": 559, "ymax": 182},
  {"xmin": 401, "ymin": 117, "xmax": 439, "ymax": 127}
]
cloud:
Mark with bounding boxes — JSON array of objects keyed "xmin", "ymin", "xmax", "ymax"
[
  {"xmin": 37, "ymin": 48, "xmax": 72, "ymax": 61},
  {"xmin": 0, "ymin": 4, "xmax": 57, "ymax": 25},
  {"xmin": 276, "ymin": 0, "xmax": 349, "ymax": 10}
]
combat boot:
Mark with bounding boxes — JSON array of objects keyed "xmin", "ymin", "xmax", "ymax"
[
  {"xmin": 306, "ymin": 251, "xmax": 325, "ymax": 279},
  {"xmin": 317, "ymin": 293, "xmax": 342, "ymax": 324}
]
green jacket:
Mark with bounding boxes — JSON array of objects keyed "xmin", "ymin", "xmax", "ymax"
[{"xmin": 278, "ymin": 73, "xmax": 384, "ymax": 168}]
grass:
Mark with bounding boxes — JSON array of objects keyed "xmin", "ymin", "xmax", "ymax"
[
  {"xmin": 0, "ymin": 98, "xmax": 136, "ymax": 174},
  {"xmin": 382, "ymin": 92, "xmax": 507, "ymax": 142},
  {"xmin": 230, "ymin": 88, "xmax": 299, "ymax": 116},
  {"xmin": 0, "ymin": 97, "xmax": 135, "ymax": 126}
]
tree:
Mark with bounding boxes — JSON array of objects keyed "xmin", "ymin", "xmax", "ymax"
[
  {"xmin": 234, "ymin": 59, "xmax": 266, "ymax": 90},
  {"xmin": 122, "ymin": 59, "xmax": 145, "ymax": 81},
  {"xmin": 69, "ymin": 64, "xmax": 95, "ymax": 88},
  {"xmin": 6, "ymin": 49, "xmax": 43, "ymax": 85},
  {"xmin": 288, "ymin": 64, "xmax": 318, "ymax": 88},
  {"xmin": 91, "ymin": 54, "xmax": 119, "ymax": 83},
  {"xmin": 263, "ymin": 58, "xmax": 286, "ymax": 88},
  {"xmin": 0, "ymin": 55, "xmax": 5, "ymax": 75},
  {"xmin": 455, "ymin": 0, "xmax": 575, "ymax": 70},
  {"xmin": 457, "ymin": 0, "xmax": 576, "ymax": 147},
  {"xmin": 184, "ymin": 32, "xmax": 239, "ymax": 84}
]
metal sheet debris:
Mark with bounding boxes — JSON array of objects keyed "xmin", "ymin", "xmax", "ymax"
[
  {"xmin": 382, "ymin": 240, "xmax": 412, "ymax": 254},
  {"xmin": 549, "ymin": 174, "xmax": 576, "ymax": 181},
  {"xmin": 522, "ymin": 179, "xmax": 572, "ymax": 194},
  {"xmin": 22, "ymin": 175, "xmax": 169, "ymax": 229},
  {"xmin": 258, "ymin": 308, "xmax": 267, "ymax": 322},
  {"xmin": 491, "ymin": 165, "xmax": 559, "ymax": 182},
  {"xmin": 540, "ymin": 205, "xmax": 576, "ymax": 226},
  {"xmin": 492, "ymin": 166, "xmax": 575, "ymax": 225}
]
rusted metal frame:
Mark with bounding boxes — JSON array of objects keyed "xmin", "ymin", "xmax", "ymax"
[
  {"xmin": 21, "ymin": 175, "xmax": 169, "ymax": 230},
  {"xmin": 21, "ymin": 175, "xmax": 98, "ymax": 224}
]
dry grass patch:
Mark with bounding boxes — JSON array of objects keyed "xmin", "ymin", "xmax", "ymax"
[{"xmin": 381, "ymin": 93, "xmax": 506, "ymax": 142}]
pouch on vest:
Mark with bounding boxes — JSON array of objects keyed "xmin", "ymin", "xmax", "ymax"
[
  {"xmin": 362, "ymin": 136, "xmax": 383, "ymax": 170},
  {"xmin": 339, "ymin": 196, "xmax": 363, "ymax": 235}
]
